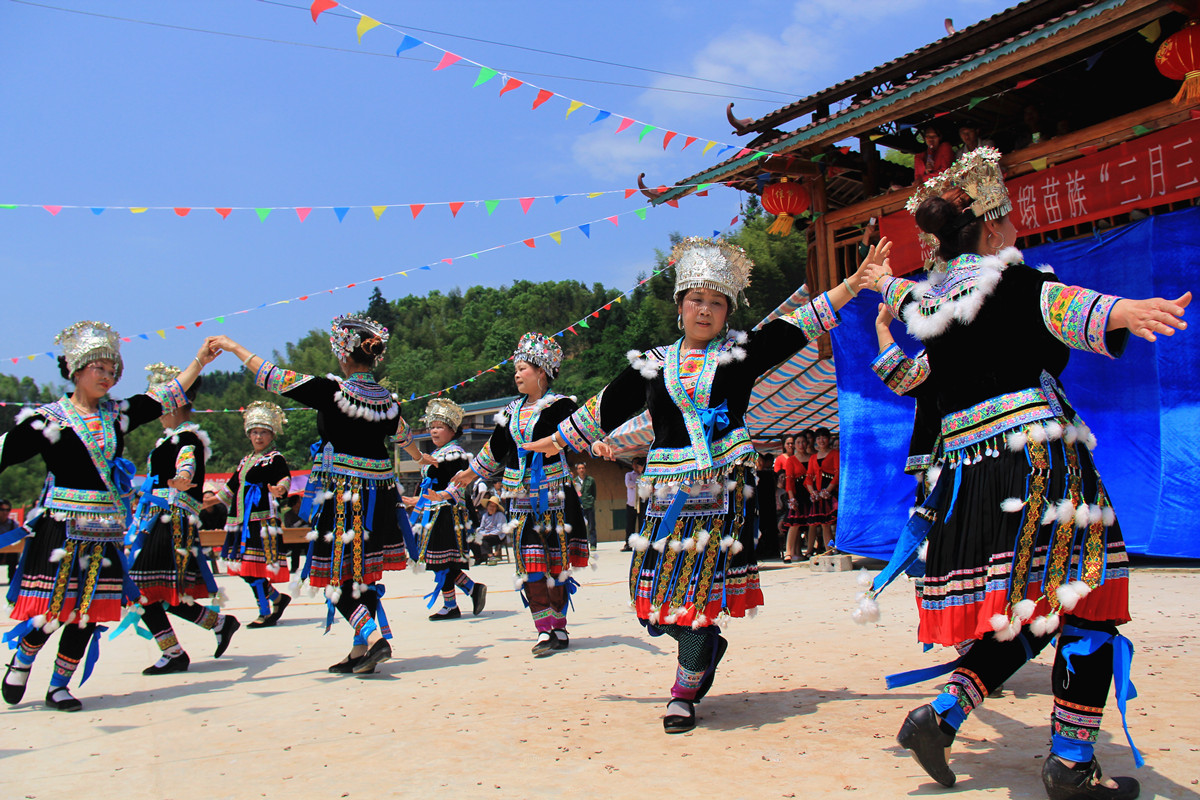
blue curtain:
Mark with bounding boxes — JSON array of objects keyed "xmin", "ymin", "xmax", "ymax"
[{"xmin": 833, "ymin": 205, "xmax": 1200, "ymax": 560}]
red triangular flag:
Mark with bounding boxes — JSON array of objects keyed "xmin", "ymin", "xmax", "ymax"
[
  {"xmin": 696, "ymin": 191, "xmax": 708, "ymax": 197},
  {"xmin": 606, "ymin": 216, "xmax": 618, "ymax": 226},
  {"xmin": 1015, "ymin": 78, "xmax": 1037, "ymax": 89},
  {"xmin": 433, "ymin": 52, "xmax": 461, "ymax": 71},
  {"xmin": 299, "ymin": 295, "xmax": 309, "ymax": 301},
  {"xmin": 568, "ymin": 325, "xmax": 578, "ymax": 335},
  {"xmin": 174, "ymin": 207, "xmax": 191, "ymax": 217},
  {"xmin": 296, "ymin": 207, "xmax": 312, "ymax": 222},
  {"xmin": 730, "ymin": 216, "xmax": 739, "ymax": 225},
  {"xmin": 449, "ymin": 202, "xmax": 464, "ymax": 217},
  {"xmin": 410, "ymin": 204, "xmax": 425, "ymax": 218},
  {"xmin": 519, "ymin": 197, "xmax": 535, "ymax": 213},
  {"xmin": 682, "ymin": 136, "xmax": 697, "ymax": 150},
  {"xmin": 194, "ymin": 321, "xmax": 203, "ymax": 327},
  {"xmin": 310, "ymin": 0, "xmax": 337, "ymax": 23},
  {"xmin": 441, "ymin": 258, "xmax": 453, "ymax": 264},
  {"xmin": 1079, "ymin": 145, "xmax": 1100, "ymax": 156},
  {"xmin": 624, "ymin": 188, "xmax": 636, "ymax": 199},
  {"xmin": 662, "ymin": 131, "xmax": 677, "ymax": 149},
  {"xmin": 603, "ymin": 303, "xmax": 612, "ymax": 311},
  {"xmin": 666, "ymin": 199, "xmax": 679, "ymax": 208},
  {"xmin": 591, "ymin": 311, "xmax": 600, "ymax": 318},
  {"xmin": 615, "ymin": 117, "xmax": 634, "ymax": 134},
  {"xmin": 499, "ymin": 77, "xmax": 523, "ymax": 96},
  {"xmin": 532, "ymin": 89, "xmax": 554, "ymax": 110},
  {"xmin": 43, "ymin": 206, "xmax": 62, "ymax": 216},
  {"xmin": 215, "ymin": 208, "xmax": 232, "ymax": 219},
  {"xmin": 523, "ymin": 238, "xmax": 536, "ymax": 247}
]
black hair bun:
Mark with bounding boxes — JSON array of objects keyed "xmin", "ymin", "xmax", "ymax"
[
  {"xmin": 57, "ymin": 355, "xmax": 72, "ymax": 380},
  {"xmin": 185, "ymin": 374, "xmax": 203, "ymax": 402},
  {"xmin": 914, "ymin": 196, "xmax": 959, "ymax": 237}
]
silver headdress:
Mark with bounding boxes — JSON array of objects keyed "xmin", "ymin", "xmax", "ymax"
[
  {"xmin": 243, "ymin": 401, "xmax": 287, "ymax": 435},
  {"xmin": 145, "ymin": 362, "xmax": 181, "ymax": 390},
  {"xmin": 330, "ymin": 313, "xmax": 390, "ymax": 366},
  {"xmin": 422, "ymin": 398, "xmax": 465, "ymax": 431},
  {"xmin": 671, "ymin": 236, "xmax": 754, "ymax": 309},
  {"xmin": 905, "ymin": 145, "xmax": 1012, "ymax": 271},
  {"xmin": 512, "ymin": 332, "xmax": 563, "ymax": 379},
  {"xmin": 55, "ymin": 321, "xmax": 124, "ymax": 382}
]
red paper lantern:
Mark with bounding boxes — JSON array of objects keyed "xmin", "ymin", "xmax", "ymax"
[
  {"xmin": 761, "ymin": 178, "xmax": 811, "ymax": 236},
  {"xmin": 1155, "ymin": 18, "xmax": 1200, "ymax": 106}
]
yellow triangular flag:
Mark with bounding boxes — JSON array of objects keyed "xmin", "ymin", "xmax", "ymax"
[
  {"xmin": 372, "ymin": 206, "xmax": 387, "ymax": 220},
  {"xmin": 27, "ymin": 355, "xmax": 35, "ymax": 361},
  {"xmin": 587, "ymin": 192, "xmax": 603, "ymax": 198},
  {"xmin": 702, "ymin": 141, "xmax": 717, "ymax": 154},
  {"xmin": 156, "ymin": 330, "xmax": 166, "ymax": 339},
  {"xmin": 565, "ymin": 100, "xmax": 584, "ymax": 119},
  {"xmin": 550, "ymin": 231, "xmax": 562, "ymax": 244},
  {"xmin": 1030, "ymin": 157, "xmax": 1049, "ymax": 171},
  {"xmin": 131, "ymin": 207, "xmax": 148, "ymax": 214},
  {"xmin": 1138, "ymin": 20, "xmax": 1161, "ymax": 43},
  {"xmin": 616, "ymin": 296, "xmax": 623, "ymax": 303},
  {"xmin": 357, "ymin": 15, "xmax": 381, "ymax": 41}
]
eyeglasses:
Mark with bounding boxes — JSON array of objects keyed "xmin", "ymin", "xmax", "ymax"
[{"xmin": 85, "ymin": 364, "xmax": 117, "ymax": 379}]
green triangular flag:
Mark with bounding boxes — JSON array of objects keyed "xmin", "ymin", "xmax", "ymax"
[
  {"xmin": 484, "ymin": 200, "xmax": 500, "ymax": 215},
  {"xmin": 696, "ymin": 183, "xmax": 713, "ymax": 191},
  {"xmin": 634, "ymin": 208, "xmax": 647, "ymax": 220},
  {"xmin": 811, "ymin": 153, "xmax": 825, "ymax": 162},
  {"xmin": 469, "ymin": 253, "xmax": 480, "ymax": 259},
  {"xmin": 750, "ymin": 152, "xmax": 767, "ymax": 161},
  {"xmin": 578, "ymin": 318, "xmax": 590, "ymax": 329},
  {"xmin": 215, "ymin": 316, "xmax": 225, "ymax": 323},
  {"xmin": 255, "ymin": 208, "xmax": 271, "ymax": 222},
  {"xmin": 0, "ymin": 204, "xmax": 16, "ymax": 209},
  {"xmin": 638, "ymin": 123, "xmax": 655, "ymax": 142},
  {"xmin": 473, "ymin": 67, "xmax": 498, "ymax": 87},
  {"xmin": 967, "ymin": 96, "xmax": 987, "ymax": 110},
  {"xmin": 1132, "ymin": 124, "xmax": 1151, "ymax": 136}
]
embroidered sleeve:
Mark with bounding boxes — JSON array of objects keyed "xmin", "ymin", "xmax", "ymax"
[
  {"xmin": 254, "ymin": 360, "xmax": 325, "ymax": 404},
  {"xmin": 780, "ymin": 292, "xmax": 840, "ymax": 341},
  {"xmin": 1039, "ymin": 283, "xmax": 1128, "ymax": 358},
  {"xmin": 217, "ymin": 473, "xmax": 237, "ymax": 507},
  {"xmin": 146, "ymin": 379, "xmax": 189, "ymax": 416},
  {"xmin": 393, "ymin": 414, "xmax": 413, "ymax": 449},
  {"xmin": 879, "ymin": 276, "xmax": 916, "ymax": 319},
  {"xmin": 175, "ymin": 445, "xmax": 197, "ymax": 482},
  {"xmin": 470, "ymin": 439, "xmax": 503, "ymax": 478},
  {"xmin": 560, "ymin": 366, "xmax": 649, "ymax": 452},
  {"xmin": 0, "ymin": 410, "xmax": 53, "ymax": 475},
  {"xmin": 870, "ymin": 343, "xmax": 931, "ymax": 396}
]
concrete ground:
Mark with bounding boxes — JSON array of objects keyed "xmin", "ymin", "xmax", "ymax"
[{"xmin": 1, "ymin": 547, "xmax": 1196, "ymax": 799}]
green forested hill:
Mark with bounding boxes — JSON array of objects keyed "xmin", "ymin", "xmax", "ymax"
[{"xmin": 0, "ymin": 209, "xmax": 808, "ymax": 505}]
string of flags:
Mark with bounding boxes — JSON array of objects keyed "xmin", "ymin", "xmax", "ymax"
[
  {"xmin": 3, "ymin": 193, "xmax": 714, "ymax": 366},
  {"xmin": 306, "ymin": 0, "xmax": 776, "ymax": 165},
  {"xmin": 0, "ymin": 182, "xmax": 725, "ymax": 220}
]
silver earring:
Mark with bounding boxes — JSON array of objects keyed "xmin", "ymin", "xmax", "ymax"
[{"xmin": 676, "ymin": 314, "xmax": 684, "ymax": 331}]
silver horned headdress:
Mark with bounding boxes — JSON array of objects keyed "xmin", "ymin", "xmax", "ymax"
[
  {"xmin": 512, "ymin": 332, "xmax": 563, "ymax": 379},
  {"xmin": 422, "ymin": 398, "xmax": 465, "ymax": 431},
  {"xmin": 55, "ymin": 321, "xmax": 124, "ymax": 382},
  {"xmin": 330, "ymin": 313, "xmax": 390, "ymax": 366},
  {"xmin": 671, "ymin": 236, "xmax": 754, "ymax": 309},
  {"xmin": 243, "ymin": 400, "xmax": 287, "ymax": 435}
]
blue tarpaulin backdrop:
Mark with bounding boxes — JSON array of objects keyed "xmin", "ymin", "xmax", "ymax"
[{"xmin": 834, "ymin": 206, "xmax": 1200, "ymax": 560}]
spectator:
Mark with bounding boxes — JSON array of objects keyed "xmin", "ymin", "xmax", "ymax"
[
  {"xmin": 622, "ymin": 457, "xmax": 646, "ymax": 552},
  {"xmin": 954, "ymin": 122, "xmax": 995, "ymax": 159},
  {"xmin": 199, "ymin": 489, "xmax": 228, "ymax": 531},
  {"xmin": 476, "ymin": 496, "xmax": 508, "ymax": 561},
  {"xmin": 574, "ymin": 462, "xmax": 597, "ymax": 550},
  {"xmin": 773, "ymin": 435, "xmax": 806, "ymax": 562},
  {"xmin": 0, "ymin": 499, "xmax": 19, "ymax": 583},
  {"xmin": 1014, "ymin": 104, "xmax": 1047, "ymax": 150},
  {"xmin": 913, "ymin": 125, "xmax": 954, "ymax": 184}
]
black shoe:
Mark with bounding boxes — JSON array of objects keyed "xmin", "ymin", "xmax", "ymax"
[
  {"xmin": 143, "ymin": 651, "xmax": 191, "ymax": 675},
  {"xmin": 264, "ymin": 593, "xmax": 291, "ymax": 625},
  {"xmin": 531, "ymin": 632, "xmax": 556, "ymax": 657},
  {"xmin": 663, "ymin": 700, "xmax": 696, "ymax": 734},
  {"xmin": 353, "ymin": 638, "xmax": 391, "ymax": 674},
  {"xmin": 429, "ymin": 606, "xmax": 462, "ymax": 621},
  {"xmin": 246, "ymin": 614, "xmax": 272, "ymax": 629},
  {"xmin": 213, "ymin": 616, "xmax": 241, "ymax": 658},
  {"xmin": 550, "ymin": 630, "xmax": 570, "ymax": 650},
  {"xmin": 897, "ymin": 704, "xmax": 956, "ymax": 787},
  {"xmin": 328, "ymin": 653, "xmax": 364, "ymax": 674},
  {"xmin": 2, "ymin": 658, "xmax": 31, "ymax": 705},
  {"xmin": 471, "ymin": 584, "xmax": 488, "ymax": 616},
  {"xmin": 694, "ymin": 634, "xmax": 728, "ymax": 703},
  {"xmin": 1041, "ymin": 755, "xmax": 1140, "ymax": 800},
  {"xmin": 45, "ymin": 688, "xmax": 83, "ymax": 712}
]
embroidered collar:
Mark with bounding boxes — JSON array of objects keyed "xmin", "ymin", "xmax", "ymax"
[
  {"xmin": 904, "ymin": 247, "xmax": 1023, "ymax": 341},
  {"xmin": 57, "ymin": 396, "xmax": 120, "ymax": 498},
  {"xmin": 508, "ymin": 393, "xmax": 562, "ymax": 447},
  {"xmin": 663, "ymin": 338, "xmax": 721, "ymax": 471},
  {"xmin": 331, "ymin": 372, "xmax": 399, "ymax": 421}
]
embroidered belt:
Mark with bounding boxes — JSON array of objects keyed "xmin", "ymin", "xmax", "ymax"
[
  {"xmin": 310, "ymin": 453, "xmax": 395, "ymax": 485},
  {"xmin": 67, "ymin": 516, "xmax": 127, "ymax": 543},
  {"xmin": 45, "ymin": 487, "xmax": 123, "ymax": 519},
  {"xmin": 148, "ymin": 487, "xmax": 201, "ymax": 516},
  {"xmin": 941, "ymin": 387, "xmax": 1056, "ymax": 453}
]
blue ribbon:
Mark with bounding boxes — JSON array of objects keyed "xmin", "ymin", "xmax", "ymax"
[
  {"xmin": 408, "ymin": 477, "xmax": 435, "ymax": 534},
  {"xmin": 0, "ymin": 525, "xmax": 29, "ymax": 550},
  {"xmin": 127, "ymin": 475, "xmax": 169, "ymax": 555},
  {"xmin": 870, "ymin": 476, "xmax": 946, "ymax": 596},
  {"xmin": 5, "ymin": 547, "xmax": 26, "ymax": 605},
  {"xmin": 298, "ymin": 441, "xmax": 323, "ymax": 521},
  {"xmin": 249, "ymin": 578, "xmax": 271, "ymax": 617},
  {"xmin": 194, "ymin": 545, "xmax": 220, "ymax": 594},
  {"xmin": 370, "ymin": 584, "xmax": 392, "ymax": 639},
  {"xmin": 697, "ymin": 400, "xmax": 730, "ymax": 447},
  {"xmin": 240, "ymin": 484, "xmax": 263, "ymax": 555},
  {"xmin": 528, "ymin": 452, "xmax": 549, "ymax": 517},
  {"xmin": 3, "ymin": 618, "xmax": 36, "ymax": 650},
  {"xmin": 885, "ymin": 653, "xmax": 965, "ymax": 689},
  {"xmin": 79, "ymin": 625, "xmax": 109, "ymax": 686},
  {"xmin": 558, "ymin": 576, "xmax": 580, "ymax": 614},
  {"xmin": 398, "ymin": 505, "xmax": 418, "ymax": 558},
  {"xmin": 1060, "ymin": 627, "xmax": 1143, "ymax": 767},
  {"xmin": 109, "ymin": 457, "xmax": 137, "ymax": 525},
  {"xmin": 425, "ymin": 569, "xmax": 449, "ymax": 609},
  {"xmin": 653, "ymin": 484, "xmax": 692, "ymax": 543},
  {"xmin": 108, "ymin": 608, "xmax": 154, "ymax": 641}
]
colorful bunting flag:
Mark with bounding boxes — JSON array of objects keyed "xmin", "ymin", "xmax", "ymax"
[
  {"xmin": 474, "ymin": 67, "xmax": 498, "ymax": 87},
  {"xmin": 356, "ymin": 15, "xmax": 381, "ymax": 42},
  {"xmin": 434, "ymin": 52, "xmax": 461, "ymax": 71}
]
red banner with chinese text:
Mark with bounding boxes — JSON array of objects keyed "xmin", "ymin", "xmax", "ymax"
[{"xmin": 879, "ymin": 119, "xmax": 1200, "ymax": 275}]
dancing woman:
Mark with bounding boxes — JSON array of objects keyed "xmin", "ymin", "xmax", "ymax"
[
  {"xmin": 218, "ymin": 401, "xmax": 292, "ymax": 628},
  {"xmin": 525, "ymin": 236, "xmax": 875, "ymax": 732},
  {"xmin": 128, "ymin": 363, "xmax": 239, "ymax": 674},
  {"xmin": 451, "ymin": 333, "xmax": 589, "ymax": 657},
  {"xmin": 1, "ymin": 323, "xmax": 213, "ymax": 711},
  {"xmin": 404, "ymin": 399, "xmax": 486, "ymax": 621},
  {"xmin": 209, "ymin": 315, "xmax": 429, "ymax": 675},
  {"xmin": 860, "ymin": 147, "xmax": 1189, "ymax": 799}
]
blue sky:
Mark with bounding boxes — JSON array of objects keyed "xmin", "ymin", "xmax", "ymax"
[{"xmin": 1, "ymin": 0, "xmax": 1011, "ymax": 388}]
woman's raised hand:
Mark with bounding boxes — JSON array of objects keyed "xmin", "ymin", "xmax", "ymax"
[
  {"xmin": 1111, "ymin": 291, "xmax": 1191, "ymax": 342},
  {"xmin": 856, "ymin": 236, "xmax": 894, "ymax": 294}
]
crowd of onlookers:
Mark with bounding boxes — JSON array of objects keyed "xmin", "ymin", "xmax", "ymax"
[
  {"xmin": 755, "ymin": 429, "xmax": 841, "ymax": 563},
  {"xmin": 909, "ymin": 106, "xmax": 1061, "ymax": 186}
]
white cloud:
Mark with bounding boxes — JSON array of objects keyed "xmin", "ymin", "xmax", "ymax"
[{"xmin": 571, "ymin": 127, "xmax": 681, "ymax": 182}]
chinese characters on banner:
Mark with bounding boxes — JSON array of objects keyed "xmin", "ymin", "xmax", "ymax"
[{"xmin": 879, "ymin": 119, "xmax": 1200, "ymax": 275}]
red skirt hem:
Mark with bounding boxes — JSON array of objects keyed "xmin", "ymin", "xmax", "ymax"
[
  {"xmin": 10, "ymin": 597, "xmax": 123, "ymax": 625},
  {"xmin": 635, "ymin": 588, "xmax": 765, "ymax": 627},
  {"xmin": 225, "ymin": 563, "xmax": 291, "ymax": 583},
  {"xmin": 139, "ymin": 585, "xmax": 212, "ymax": 604}
]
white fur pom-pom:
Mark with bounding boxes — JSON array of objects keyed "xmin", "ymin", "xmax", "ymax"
[
  {"xmin": 215, "ymin": 588, "xmax": 229, "ymax": 608},
  {"xmin": 651, "ymin": 539, "xmax": 667, "ymax": 553},
  {"xmin": 720, "ymin": 535, "xmax": 735, "ymax": 551},
  {"xmin": 1001, "ymin": 497, "xmax": 1025, "ymax": 513},
  {"xmin": 734, "ymin": 330, "xmax": 748, "ymax": 345},
  {"xmin": 730, "ymin": 539, "xmax": 744, "ymax": 555},
  {"xmin": 341, "ymin": 531, "xmax": 355, "ymax": 544},
  {"xmin": 852, "ymin": 594, "xmax": 881, "ymax": 624},
  {"xmin": 138, "ymin": 594, "xmax": 150, "ymax": 605},
  {"xmin": 695, "ymin": 531, "xmax": 711, "ymax": 551},
  {"xmin": 716, "ymin": 351, "xmax": 733, "ymax": 365},
  {"xmin": 856, "ymin": 568, "xmax": 872, "ymax": 587},
  {"xmin": 1044, "ymin": 613, "xmax": 1061, "ymax": 634},
  {"xmin": 1074, "ymin": 503, "xmax": 1090, "ymax": 528},
  {"xmin": 44, "ymin": 618, "xmax": 61, "ymax": 634},
  {"xmin": 1056, "ymin": 499, "xmax": 1076, "ymax": 526},
  {"xmin": 926, "ymin": 465, "xmax": 942, "ymax": 487},
  {"xmin": 183, "ymin": 595, "xmax": 196, "ymax": 606},
  {"xmin": 637, "ymin": 483, "xmax": 652, "ymax": 499},
  {"xmin": 1029, "ymin": 615, "xmax": 1050, "ymax": 637},
  {"xmin": 1027, "ymin": 424, "xmax": 1048, "ymax": 444},
  {"xmin": 1014, "ymin": 599, "xmax": 1037, "ymax": 621},
  {"xmin": 323, "ymin": 490, "xmax": 335, "ymax": 501},
  {"xmin": 663, "ymin": 610, "xmax": 678, "ymax": 624},
  {"xmin": 306, "ymin": 584, "xmax": 320, "ymax": 598},
  {"xmin": 266, "ymin": 562, "xmax": 280, "ymax": 574},
  {"xmin": 990, "ymin": 613, "xmax": 1010, "ymax": 632},
  {"xmin": 78, "ymin": 614, "xmax": 90, "ymax": 626},
  {"xmin": 994, "ymin": 621, "xmax": 1020, "ymax": 641},
  {"xmin": 32, "ymin": 614, "xmax": 47, "ymax": 629},
  {"xmin": 1068, "ymin": 580, "xmax": 1091, "ymax": 599},
  {"xmin": 730, "ymin": 346, "xmax": 747, "ymax": 362},
  {"xmin": 1102, "ymin": 506, "xmax": 1116, "ymax": 527},
  {"xmin": 743, "ymin": 484, "xmax": 755, "ymax": 499},
  {"xmin": 1006, "ymin": 430, "xmax": 1028, "ymax": 452},
  {"xmin": 160, "ymin": 514, "xmax": 173, "ymax": 524},
  {"xmin": 590, "ymin": 559, "xmax": 599, "ymax": 571},
  {"xmin": 49, "ymin": 548, "xmax": 67, "ymax": 563},
  {"xmin": 681, "ymin": 537, "xmax": 696, "ymax": 553},
  {"xmin": 341, "ymin": 490, "xmax": 353, "ymax": 503},
  {"xmin": 667, "ymin": 539, "xmax": 683, "ymax": 554},
  {"xmin": 1056, "ymin": 583, "xmax": 1081, "ymax": 611},
  {"xmin": 917, "ymin": 540, "xmax": 929, "ymax": 562},
  {"xmin": 323, "ymin": 532, "xmax": 335, "ymax": 543},
  {"xmin": 306, "ymin": 529, "xmax": 319, "ymax": 542},
  {"xmin": 654, "ymin": 483, "xmax": 671, "ymax": 500},
  {"xmin": 1044, "ymin": 421, "xmax": 1064, "ymax": 441},
  {"xmin": 1041, "ymin": 504, "xmax": 1058, "ymax": 525},
  {"xmin": 512, "ymin": 575, "xmax": 528, "ymax": 591},
  {"xmin": 1063, "ymin": 424, "xmax": 1079, "ymax": 445},
  {"xmin": 1088, "ymin": 505, "xmax": 1103, "ymax": 525}
]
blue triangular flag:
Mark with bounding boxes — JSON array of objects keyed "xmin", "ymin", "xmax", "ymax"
[
  {"xmin": 409, "ymin": 393, "xmax": 415, "ymax": 400},
  {"xmin": 716, "ymin": 145, "xmax": 734, "ymax": 157},
  {"xmin": 396, "ymin": 35, "xmax": 422, "ymax": 55},
  {"xmin": 1085, "ymin": 51, "xmax": 1103, "ymax": 70},
  {"xmin": 420, "ymin": 265, "xmax": 431, "ymax": 270},
  {"xmin": 590, "ymin": 110, "xmax": 611, "ymax": 125},
  {"xmin": 713, "ymin": 229, "xmax": 720, "ymax": 237},
  {"xmin": 90, "ymin": 208, "xmax": 105, "ymax": 215},
  {"xmin": 138, "ymin": 333, "xmax": 149, "ymax": 340},
  {"xmin": 554, "ymin": 195, "xmax": 567, "ymax": 204},
  {"xmin": 578, "ymin": 224, "xmax": 590, "ymax": 238},
  {"xmin": 334, "ymin": 207, "xmax": 349, "ymax": 222}
]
